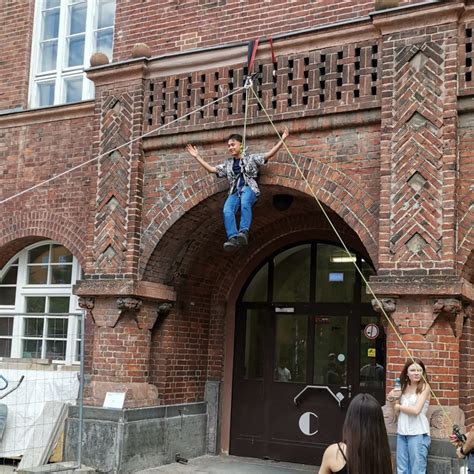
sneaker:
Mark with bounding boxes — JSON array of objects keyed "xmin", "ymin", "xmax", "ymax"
[
  {"xmin": 237, "ymin": 230, "xmax": 249, "ymax": 246},
  {"xmin": 223, "ymin": 236, "xmax": 240, "ymax": 252}
]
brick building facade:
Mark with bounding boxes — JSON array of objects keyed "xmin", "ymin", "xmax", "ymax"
[{"xmin": 0, "ymin": 0, "xmax": 472, "ymax": 471}]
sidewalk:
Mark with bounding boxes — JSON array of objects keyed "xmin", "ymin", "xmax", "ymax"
[{"xmin": 136, "ymin": 455, "xmax": 317, "ymax": 474}]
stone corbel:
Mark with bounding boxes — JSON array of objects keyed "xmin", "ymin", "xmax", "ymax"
[
  {"xmin": 78, "ymin": 297, "xmax": 95, "ymax": 323},
  {"xmin": 116, "ymin": 296, "xmax": 142, "ymax": 323},
  {"xmin": 432, "ymin": 298, "xmax": 464, "ymax": 338},
  {"xmin": 371, "ymin": 298, "xmax": 397, "ymax": 333},
  {"xmin": 157, "ymin": 302, "xmax": 172, "ymax": 318}
]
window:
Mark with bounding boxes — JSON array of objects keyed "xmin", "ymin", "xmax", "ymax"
[
  {"xmin": 0, "ymin": 242, "xmax": 82, "ymax": 364},
  {"xmin": 29, "ymin": 0, "xmax": 116, "ymax": 108}
]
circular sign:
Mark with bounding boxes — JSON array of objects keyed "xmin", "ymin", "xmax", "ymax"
[
  {"xmin": 337, "ymin": 353, "xmax": 346, "ymax": 362},
  {"xmin": 364, "ymin": 323, "xmax": 379, "ymax": 340},
  {"xmin": 298, "ymin": 412, "xmax": 319, "ymax": 436}
]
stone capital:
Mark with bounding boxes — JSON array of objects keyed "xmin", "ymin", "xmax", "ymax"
[
  {"xmin": 371, "ymin": 297, "xmax": 397, "ymax": 315},
  {"xmin": 432, "ymin": 298, "xmax": 470, "ymax": 338},
  {"xmin": 117, "ymin": 296, "xmax": 143, "ymax": 314}
]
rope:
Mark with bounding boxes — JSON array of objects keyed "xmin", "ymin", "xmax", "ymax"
[
  {"xmin": 247, "ymin": 84, "xmax": 455, "ymax": 427},
  {"xmin": 0, "ymin": 51, "xmax": 456, "ymax": 429},
  {"xmin": 0, "ymin": 84, "xmax": 247, "ymax": 206}
]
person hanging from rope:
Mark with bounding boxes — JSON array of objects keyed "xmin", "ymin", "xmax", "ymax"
[{"xmin": 185, "ymin": 127, "xmax": 289, "ymax": 251}]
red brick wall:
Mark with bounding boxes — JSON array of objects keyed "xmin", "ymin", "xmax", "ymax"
[
  {"xmin": 460, "ymin": 311, "xmax": 474, "ymax": 427},
  {"xmin": 113, "ymin": 0, "xmax": 419, "ymax": 61},
  {"xmin": 0, "ymin": 1, "xmax": 34, "ymax": 111},
  {"xmin": 0, "ymin": 112, "xmax": 96, "ymax": 267}
]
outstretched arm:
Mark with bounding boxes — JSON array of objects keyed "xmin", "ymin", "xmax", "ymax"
[
  {"xmin": 186, "ymin": 144, "xmax": 217, "ymax": 174},
  {"xmin": 264, "ymin": 127, "xmax": 289, "ymax": 161}
]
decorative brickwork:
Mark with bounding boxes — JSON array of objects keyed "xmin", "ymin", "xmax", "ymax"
[
  {"xmin": 378, "ymin": 20, "xmax": 459, "ymax": 273},
  {"xmin": 145, "ymin": 40, "xmax": 381, "ymax": 133}
]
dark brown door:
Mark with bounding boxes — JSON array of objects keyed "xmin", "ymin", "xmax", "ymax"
[
  {"xmin": 230, "ymin": 242, "xmax": 385, "ymax": 465},
  {"xmin": 231, "ymin": 307, "xmax": 355, "ymax": 465}
]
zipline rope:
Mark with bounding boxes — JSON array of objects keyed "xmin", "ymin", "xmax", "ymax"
[
  {"xmin": 246, "ymin": 81, "xmax": 454, "ymax": 427},
  {"xmin": 0, "ymin": 61, "xmax": 456, "ymax": 429},
  {"xmin": 0, "ymin": 84, "xmax": 247, "ymax": 206}
]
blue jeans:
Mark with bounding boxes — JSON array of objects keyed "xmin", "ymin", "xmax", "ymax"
[
  {"xmin": 222, "ymin": 186, "xmax": 257, "ymax": 239},
  {"xmin": 396, "ymin": 434, "xmax": 430, "ymax": 474}
]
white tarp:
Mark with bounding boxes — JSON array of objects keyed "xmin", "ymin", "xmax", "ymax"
[{"xmin": 0, "ymin": 369, "xmax": 79, "ymax": 458}]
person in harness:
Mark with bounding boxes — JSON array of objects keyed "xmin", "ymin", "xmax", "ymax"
[{"xmin": 186, "ymin": 127, "xmax": 289, "ymax": 251}]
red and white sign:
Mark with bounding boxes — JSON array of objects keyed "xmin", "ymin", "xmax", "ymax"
[{"xmin": 364, "ymin": 323, "xmax": 379, "ymax": 340}]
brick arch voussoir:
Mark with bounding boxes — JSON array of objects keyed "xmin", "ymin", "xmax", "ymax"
[
  {"xmin": 0, "ymin": 212, "xmax": 88, "ymax": 268},
  {"xmin": 261, "ymin": 160, "xmax": 379, "ymax": 259},
  {"xmin": 139, "ymin": 174, "xmax": 227, "ymax": 277},
  {"xmin": 459, "ymin": 243, "xmax": 474, "ymax": 283}
]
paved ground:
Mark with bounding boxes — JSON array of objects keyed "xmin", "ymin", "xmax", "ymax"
[{"xmin": 137, "ymin": 455, "xmax": 317, "ymax": 474}]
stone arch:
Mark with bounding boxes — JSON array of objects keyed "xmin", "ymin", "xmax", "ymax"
[
  {"xmin": 0, "ymin": 211, "xmax": 88, "ymax": 268},
  {"xmin": 139, "ymin": 158, "xmax": 379, "ymax": 278}
]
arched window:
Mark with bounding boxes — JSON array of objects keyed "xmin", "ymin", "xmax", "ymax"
[{"xmin": 0, "ymin": 241, "xmax": 82, "ymax": 364}]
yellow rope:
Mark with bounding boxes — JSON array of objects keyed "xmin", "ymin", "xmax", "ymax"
[{"xmin": 247, "ymin": 84, "xmax": 454, "ymax": 427}]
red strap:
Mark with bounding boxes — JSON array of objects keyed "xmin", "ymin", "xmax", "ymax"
[
  {"xmin": 269, "ymin": 37, "xmax": 276, "ymax": 64},
  {"xmin": 248, "ymin": 38, "xmax": 259, "ymax": 72}
]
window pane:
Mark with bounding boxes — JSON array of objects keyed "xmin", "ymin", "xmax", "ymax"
[
  {"xmin": 273, "ymin": 244, "xmax": 310, "ymax": 302},
  {"xmin": 47, "ymin": 318, "xmax": 68, "ymax": 337},
  {"xmin": 95, "ymin": 29, "xmax": 113, "ymax": 58},
  {"xmin": 38, "ymin": 81, "xmax": 56, "ymax": 107},
  {"xmin": 0, "ymin": 340, "xmax": 12, "ymax": 358},
  {"xmin": 361, "ymin": 260, "xmax": 376, "ymax": 303},
  {"xmin": 98, "ymin": 0, "xmax": 116, "ymax": 28},
  {"xmin": 49, "ymin": 297, "xmax": 70, "ymax": 313},
  {"xmin": 28, "ymin": 245, "xmax": 50, "ymax": 264},
  {"xmin": 360, "ymin": 316, "xmax": 385, "ymax": 389},
  {"xmin": 23, "ymin": 339, "xmax": 43, "ymax": 358},
  {"xmin": 1, "ymin": 266, "xmax": 18, "ymax": 284},
  {"xmin": 27, "ymin": 265, "xmax": 48, "ymax": 284},
  {"xmin": 45, "ymin": 0, "xmax": 60, "ymax": 8},
  {"xmin": 244, "ymin": 309, "xmax": 264, "ymax": 380},
  {"xmin": 242, "ymin": 263, "xmax": 268, "ymax": 302},
  {"xmin": 42, "ymin": 9, "xmax": 60, "ymax": 40},
  {"xmin": 40, "ymin": 41, "xmax": 58, "ymax": 72},
  {"xmin": 0, "ymin": 287, "xmax": 16, "ymax": 306},
  {"xmin": 51, "ymin": 265, "xmax": 73, "ymax": 284},
  {"xmin": 64, "ymin": 76, "xmax": 83, "ymax": 103},
  {"xmin": 67, "ymin": 35, "xmax": 85, "ymax": 67},
  {"xmin": 0, "ymin": 318, "xmax": 13, "ymax": 336},
  {"xmin": 69, "ymin": 2, "xmax": 87, "ymax": 34},
  {"xmin": 315, "ymin": 244, "xmax": 356, "ymax": 303},
  {"xmin": 24, "ymin": 318, "xmax": 44, "ymax": 337},
  {"xmin": 46, "ymin": 340, "xmax": 66, "ymax": 360},
  {"xmin": 274, "ymin": 314, "xmax": 307, "ymax": 383},
  {"xmin": 313, "ymin": 316, "xmax": 347, "ymax": 385},
  {"xmin": 25, "ymin": 297, "xmax": 46, "ymax": 314},
  {"xmin": 51, "ymin": 245, "xmax": 73, "ymax": 264}
]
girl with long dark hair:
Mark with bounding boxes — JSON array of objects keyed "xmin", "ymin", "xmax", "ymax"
[
  {"xmin": 319, "ymin": 392, "xmax": 393, "ymax": 474},
  {"xmin": 393, "ymin": 358, "xmax": 431, "ymax": 473}
]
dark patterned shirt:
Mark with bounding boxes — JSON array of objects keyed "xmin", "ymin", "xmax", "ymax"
[{"xmin": 215, "ymin": 152, "xmax": 265, "ymax": 196}]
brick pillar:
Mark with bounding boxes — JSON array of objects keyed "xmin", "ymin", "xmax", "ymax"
[
  {"xmin": 371, "ymin": 3, "xmax": 472, "ymax": 437},
  {"xmin": 82, "ymin": 296, "xmax": 167, "ymax": 407}
]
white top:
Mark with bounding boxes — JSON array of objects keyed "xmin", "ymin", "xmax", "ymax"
[{"xmin": 397, "ymin": 393, "xmax": 430, "ymax": 436}]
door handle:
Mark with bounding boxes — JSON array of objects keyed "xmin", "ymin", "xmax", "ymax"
[
  {"xmin": 293, "ymin": 385, "xmax": 344, "ymax": 408},
  {"xmin": 340, "ymin": 385, "xmax": 352, "ymax": 399}
]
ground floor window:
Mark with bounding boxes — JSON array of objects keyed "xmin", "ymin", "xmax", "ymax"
[{"xmin": 0, "ymin": 241, "xmax": 82, "ymax": 364}]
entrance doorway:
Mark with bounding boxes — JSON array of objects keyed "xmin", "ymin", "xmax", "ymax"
[{"xmin": 230, "ymin": 242, "xmax": 385, "ymax": 465}]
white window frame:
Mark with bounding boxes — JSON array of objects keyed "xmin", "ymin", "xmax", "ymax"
[
  {"xmin": 0, "ymin": 241, "xmax": 82, "ymax": 365},
  {"xmin": 29, "ymin": 0, "xmax": 115, "ymax": 108}
]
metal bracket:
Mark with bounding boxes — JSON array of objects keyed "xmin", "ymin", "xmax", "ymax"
[{"xmin": 293, "ymin": 385, "xmax": 345, "ymax": 407}]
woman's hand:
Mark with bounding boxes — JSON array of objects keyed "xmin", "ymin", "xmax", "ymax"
[
  {"xmin": 281, "ymin": 127, "xmax": 289, "ymax": 141},
  {"xmin": 394, "ymin": 403, "xmax": 401, "ymax": 414}
]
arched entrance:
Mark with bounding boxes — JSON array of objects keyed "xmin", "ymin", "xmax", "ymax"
[{"xmin": 230, "ymin": 241, "xmax": 385, "ymax": 465}]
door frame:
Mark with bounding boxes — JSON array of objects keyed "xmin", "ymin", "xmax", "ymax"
[{"xmin": 220, "ymin": 239, "xmax": 381, "ymax": 455}]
